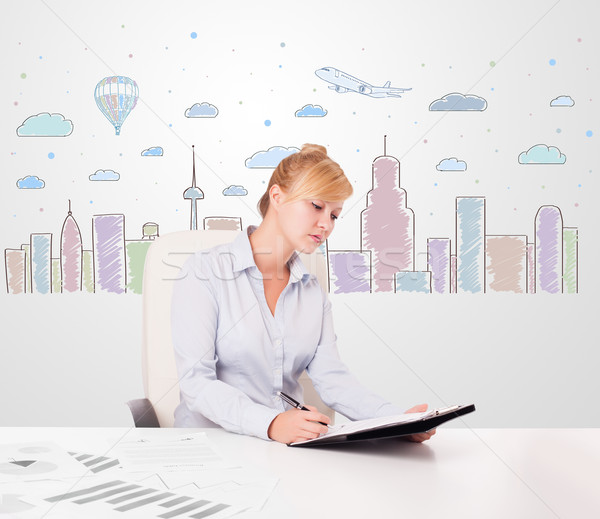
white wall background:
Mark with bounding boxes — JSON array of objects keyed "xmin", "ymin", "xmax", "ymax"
[{"xmin": 1, "ymin": 0, "xmax": 598, "ymax": 427}]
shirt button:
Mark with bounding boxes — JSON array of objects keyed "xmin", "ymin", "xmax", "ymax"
[{"xmin": 274, "ymin": 339, "xmax": 282, "ymax": 346}]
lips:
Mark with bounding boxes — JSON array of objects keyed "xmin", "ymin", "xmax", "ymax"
[{"xmin": 309, "ymin": 234, "xmax": 322, "ymax": 243}]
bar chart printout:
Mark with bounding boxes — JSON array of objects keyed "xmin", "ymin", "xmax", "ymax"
[{"xmin": 27, "ymin": 478, "xmax": 243, "ymax": 519}]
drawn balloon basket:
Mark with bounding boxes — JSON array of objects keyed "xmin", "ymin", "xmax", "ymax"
[{"xmin": 94, "ymin": 76, "xmax": 139, "ymax": 135}]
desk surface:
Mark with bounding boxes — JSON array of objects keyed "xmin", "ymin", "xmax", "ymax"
[{"xmin": 1, "ymin": 428, "xmax": 598, "ymax": 519}]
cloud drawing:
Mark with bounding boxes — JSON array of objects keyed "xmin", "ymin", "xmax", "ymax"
[
  {"xmin": 185, "ymin": 102, "xmax": 219, "ymax": 118},
  {"xmin": 437, "ymin": 158, "xmax": 467, "ymax": 171},
  {"xmin": 429, "ymin": 93, "xmax": 487, "ymax": 111},
  {"xmin": 295, "ymin": 104, "xmax": 328, "ymax": 117},
  {"xmin": 518, "ymin": 144, "xmax": 566, "ymax": 164},
  {"xmin": 141, "ymin": 146, "xmax": 164, "ymax": 156},
  {"xmin": 550, "ymin": 95, "xmax": 575, "ymax": 107},
  {"xmin": 89, "ymin": 169, "xmax": 120, "ymax": 181},
  {"xmin": 223, "ymin": 185, "xmax": 248, "ymax": 196},
  {"xmin": 16, "ymin": 175, "xmax": 45, "ymax": 189},
  {"xmin": 245, "ymin": 146, "xmax": 300, "ymax": 168},
  {"xmin": 17, "ymin": 112, "xmax": 74, "ymax": 136}
]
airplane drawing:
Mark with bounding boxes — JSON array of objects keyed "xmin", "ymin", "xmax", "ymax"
[{"xmin": 315, "ymin": 67, "xmax": 411, "ymax": 98}]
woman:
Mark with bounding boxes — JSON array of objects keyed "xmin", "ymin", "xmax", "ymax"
[{"xmin": 171, "ymin": 144, "xmax": 435, "ymax": 444}]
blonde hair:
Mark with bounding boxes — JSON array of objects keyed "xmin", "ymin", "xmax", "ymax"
[{"xmin": 257, "ymin": 144, "xmax": 353, "ymax": 218}]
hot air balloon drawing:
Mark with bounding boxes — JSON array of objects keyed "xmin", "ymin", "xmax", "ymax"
[{"xmin": 94, "ymin": 76, "xmax": 139, "ymax": 135}]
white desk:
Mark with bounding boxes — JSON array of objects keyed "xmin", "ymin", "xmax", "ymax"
[{"xmin": 1, "ymin": 428, "xmax": 598, "ymax": 519}]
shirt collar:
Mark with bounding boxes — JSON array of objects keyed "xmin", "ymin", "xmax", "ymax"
[{"xmin": 231, "ymin": 225, "xmax": 311, "ymax": 284}]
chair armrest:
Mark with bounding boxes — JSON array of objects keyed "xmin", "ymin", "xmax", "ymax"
[{"xmin": 126, "ymin": 398, "xmax": 161, "ymax": 428}]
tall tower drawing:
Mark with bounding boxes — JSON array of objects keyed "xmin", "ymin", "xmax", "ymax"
[
  {"xmin": 361, "ymin": 136, "xmax": 415, "ymax": 292},
  {"xmin": 183, "ymin": 145, "xmax": 204, "ymax": 230},
  {"xmin": 92, "ymin": 213, "xmax": 126, "ymax": 294},
  {"xmin": 535, "ymin": 205, "xmax": 563, "ymax": 294},
  {"xmin": 60, "ymin": 200, "xmax": 83, "ymax": 292},
  {"xmin": 456, "ymin": 197, "xmax": 486, "ymax": 293}
]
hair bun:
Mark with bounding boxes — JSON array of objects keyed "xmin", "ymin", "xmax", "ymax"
[{"xmin": 300, "ymin": 143, "xmax": 327, "ymax": 155}]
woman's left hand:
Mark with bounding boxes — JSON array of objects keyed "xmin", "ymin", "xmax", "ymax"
[{"xmin": 402, "ymin": 403, "xmax": 437, "ymax": 443}]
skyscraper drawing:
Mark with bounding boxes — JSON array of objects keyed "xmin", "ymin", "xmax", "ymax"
[
  {"xmin": 485, "ymin": 235, "xmax": 527, "ymax": 293},
  {"xmin": 562, "ymin": 227, "xmax": 578, "ymax": 294},
  {"xmin": 183, "ymin": 145, "xmax": 204, "ymax": 230},
  {"xmin": 427, "ymin": 238, "xmax": 451, "ymax": 294},
  {"xmin": 4, "ymin": 249, "xmax": 26, "ymax": 294},
  {"xmin": 535, "ymin": 205, "xmax": 563, "ymax": 294},
  {"xmin": 92, "ymin": 213, "xmax": 126, "ymax": 294},
  {"xmin": 30, "ymin": 233, "xmax": 52, "ymax": 294},
  {"xmin": 361, "ymin": 136, "xmax": 415, "ymax": 292},
  {"xmin": 60, "ymin": 200, "xmax": 83, "ymax": 292},
  {"xmin": 456, "ymin": 197, "xmax": 486, "ymax": 293}
]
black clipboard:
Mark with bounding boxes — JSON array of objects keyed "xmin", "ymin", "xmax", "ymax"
[{"xmin": 289, "ymin": 404, "xmax": 476, "ymax": 447}]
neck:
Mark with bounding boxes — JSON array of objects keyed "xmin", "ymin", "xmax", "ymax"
[{"xmin": 249, "ymin": 217, "xmax": 294, "ymax": 279}]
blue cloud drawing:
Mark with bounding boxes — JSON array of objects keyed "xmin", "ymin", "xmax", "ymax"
[
  {"xmin": 518, "ymin": 144, "xmax": 566, "ymax": 164},
  {"xmin": 89, "ymin": 169, "xmax": 120, "ymax": 181},
  {"xmin": 141, "ymin": 146, "xmax": 164, "ymax": 156},
  {"xmin": 295, "ymin": 104, "xmax": 328, "ymax": 117},
  {"xmin": 550, "ymin": 95, "xmax": 575, "ymax": 107},
  {"xmin": 17, "ymin": 112, "xmax": 74, "ymax": 136},
  {"xmin": 245, "ymin": 146, "xmax": 300, "ymax": 168},
  {"xmin": 16, "ymin": 175, "xmax": 45, "ymax": 189},
  {"xmin": 185, "ymin": 102, "xmax": 219, "ymax": 118},
  {"xmin": 223, "ymin": 185, "xmax": 248, "ymax": 196},
  {"xmin": 429, "ymin": 93, "xmax": 487, "ymax": 111},
  {"xmin": 437, "ymin": 158, "xmax": 467, "ymax": 171}
]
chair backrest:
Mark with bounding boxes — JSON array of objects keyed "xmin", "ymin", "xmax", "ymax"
[{"xmin": 142, "ymin": 229, "xmax": 334, "ymax": 427}]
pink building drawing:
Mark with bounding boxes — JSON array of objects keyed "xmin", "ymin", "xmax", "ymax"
[
  {"xmin": 60, "ymin": 201, "xmax": 83, "ymax": 292},
  {"xmin": 361, "ymin": 136, "xmax": 415, "ymax": 292}
]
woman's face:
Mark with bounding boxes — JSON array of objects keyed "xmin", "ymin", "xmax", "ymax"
[{"xmin": 276, "ymin": 197, "xmax": 343, "ymax": 253}]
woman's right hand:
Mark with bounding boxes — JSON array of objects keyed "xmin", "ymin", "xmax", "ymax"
[{"xmin": 267, "ymin": 406, "xmax": 330, "ymax": 444}]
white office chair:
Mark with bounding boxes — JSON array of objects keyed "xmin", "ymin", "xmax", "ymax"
[{"xmin": 127, "ymin": 229, "xmax": 334, "ymax": 428}]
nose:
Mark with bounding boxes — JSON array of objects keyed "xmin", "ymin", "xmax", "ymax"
[{"xmin": 318, "ymin": 213, "xmax": 333, "ymax": 233}]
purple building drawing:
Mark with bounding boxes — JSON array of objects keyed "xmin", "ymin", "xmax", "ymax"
[
  {"xmin": 361, "ymin": 136, "xmax": 415, "ymax": 292},
  {"xmin": 60, "ymin": 201, "xmax": 83, "ymax": 292},
  {"xmin": 535, "ymin": 205, "xmax": 563, "ymax": 294},
  {"xmin": 327, "ymin": 251, "xmax": 371, "ymax": 293},
  {"xmin": 93, "ymin": 213, "xmax": 126, "ymax": 294},
  {"xmin": 427, "ymin": 238, "xmax": 451, "ymax": 294}
]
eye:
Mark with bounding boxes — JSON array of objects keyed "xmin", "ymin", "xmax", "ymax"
[
  {"xmin": 312, "ymin": 202, "xmax": 322, "ymax": 210},
  {"xmin": 331, "ymin": 214, "xmax": 338, "ymax": 221}
]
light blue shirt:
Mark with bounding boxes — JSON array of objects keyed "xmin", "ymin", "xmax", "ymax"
[{"xmin": 171, "ymin": 226, "xmax": 404, "ymax": 440}]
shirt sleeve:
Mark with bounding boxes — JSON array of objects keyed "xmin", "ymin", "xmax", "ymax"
[
  {"xmin": 171, "ymin": 254, "xmax": 279, "ymax": 440},
  {"xmin": 306, "ymin": 291, "xmax": 405, "ymax": 420}
]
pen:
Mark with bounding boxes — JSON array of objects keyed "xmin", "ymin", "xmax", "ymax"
[{"xmin": 276, "ymin": 391, "xmax": 329, "ymax": 427}]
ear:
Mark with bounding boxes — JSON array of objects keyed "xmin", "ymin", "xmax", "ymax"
[{"xmin": 269, "ymin": 184, "xmax": 285, "ymax": 210}]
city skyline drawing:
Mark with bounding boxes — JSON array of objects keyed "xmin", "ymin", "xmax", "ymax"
[{"xmin": 4, "ymin": 140, "xmax": 579, "ymax": 295}]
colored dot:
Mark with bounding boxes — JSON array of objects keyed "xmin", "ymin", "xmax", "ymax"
[
  {"xmin": 423, "ymin": 139, "xmax": 428, "ymax": 143},
  {"xmin": 39, "ymin": 208, "xmax": 44, "ymax": 212},
  {"xmin": 475, "ymin": 179, "xmax": 479, "ymax": 184},
  {"xmin": 586, "ymin": 130, "xmax": 593, "ymax": 137},
  {"xmin": 14, "ymin": 101, "xmax": 18, "ymax": 106},
  {"xmin": 280, "ymin": 42, "xmax": 285, "ymax": 47},
  {"xmin": 128, "ymin": 53, "xmax": 133, "ymax": 58},
  {"xmin": 541, "ymin": 185, "xmax": 546, "ymax": 189},
  {"xmin": 48, "ymin": 152, "xmax": 55, "ymax": 159},
  {"xmin": 353, "ymin": 111, "xmax": 356, "ymax": 115},
  {"xmin": 191, "ymin": 32, "xmax": 197, "ymax": 39},
  {"xmin": 489, "ymin": 61, "xmax": 496, "ymax": 67},
  {"xmin": 278, "ymin": 65, "xmax": 282, "ymax": 68},
  {"xmin": 549, "ymin": 59, "xmax": 556, "ymax": 66},
  {"xmin": 577, "ymin": 38, "xmax": 582, "ymax": 42},
  {"xmin": 121, "ymin": 24, "xmax": 125, "ymax": 28},
  {"xmin": 264, "ymin": 120, "xmax": 271, "ymax": 126},
  {"xmin": 575, "ymin": 203, "xmax": 579, "ymax": 207},
  {"xmin": 414, "ymin": 121, "xmax": 418, "ymax": 124},
  {"xmin": 578, "ymin": 184, "xmax": 582, "ymax": 187},
  {"xmin": 313, "ymin": 88, "xmax": 316, "ymax": 92},
  {"xmin": 89, "ymin": 200, "xmax": 93, "ymax": 204},
  {"xmin": 20, "ymin": 73, "xmax": 26, "ymax": 79},
  {"xmin": 38, "ymin": 56, "xmax": 42, "ymax": 59},
  {"xmin": 487, "ymin": 129, "xmax": 491, "ymax": 132},
  {"xmin": 556, "ymin": 128, "xmax": 562, "ymax": 133},
  {"xmin": 239, "ymin": 101, "xmax": 243, "ymax": 104},
  {"xmin": 356, "ymin": 149, "xmax": 360, "ymax": 152},
  {"xmin": 434, "ymin": 183, "xmax": 438, "ymax": 187},
  {"xmin": 491, "ymin": 87, "xmax": 495, "ymax": 91},
  {"xmin": 421, "ymin": 63, "xmax": 425, "ymax": 67}
]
